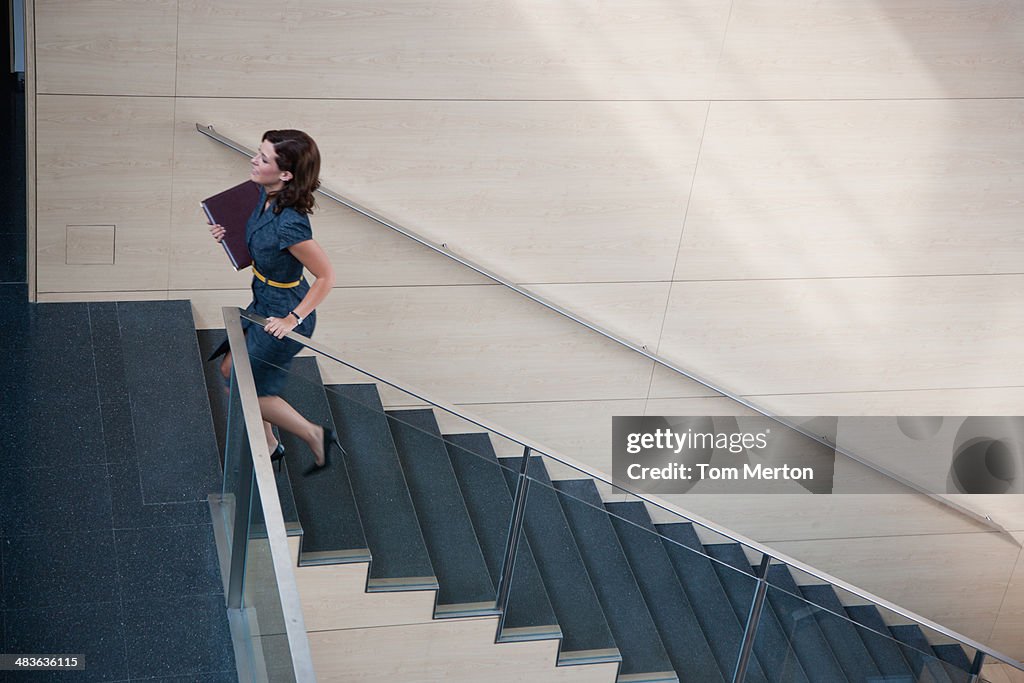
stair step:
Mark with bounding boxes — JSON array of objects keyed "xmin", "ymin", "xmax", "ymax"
[
  {"xmin": 443, "ymin": 433, "xmax": 560, "ymax": 643},
  {"xmin": 198, "ymin": 329, "xmax": 302, "ymax": 535},
  {"xmin": 844, "ymin": 605, "xmax": 917, "ymax": 680},
  {"xmin": 604, "ymin": 501, "xmax": 732, "ymax": 683},
  {"xmin": 554, "ymin": 480, "xmax": 679, "ymax": 683},
  {"xmin": 696, "ymin": 541, "xmax": 810, "ymax": 683},
  {"xmin": 643, "ymin": 520, "xmax": 765, "ymax": 679},
  {"xmin": 797, "ymin": 584, "xmax": 882, "ymax": 681},
  {"xmin": 499, "ymin": 456, "xmax": 619, "ymax": 666},
  {"xmin": 324, "ymin": 383, "xmax": 435, "ymax": 589},
  {"xmin": 932, "ymin": 644, "xmax": 973, "ymax": 674},
  {"xmin": 889, "ymin": 625, "xmax": 960, "ymax": 683},
  {"xmin": 760, "ymin": 564, "xmax": 849, "ymax": 682},
  {"xmin": 281, "ymin": 361, "xmax": 368, "ymax": 563},
  {"xmin": 386, "ymin": 410, "xmax": 497, "ymax": 616}
]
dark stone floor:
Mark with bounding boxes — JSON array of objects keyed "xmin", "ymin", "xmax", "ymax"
[{"xmin": 0, "ymin": 8, "xmax": 236, "ymax": 680}]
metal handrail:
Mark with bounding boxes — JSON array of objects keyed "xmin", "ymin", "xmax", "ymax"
[
  {"xmin": 195, "ymin": 121, "xmax": 1015, "ymax": 541},
  {"xmin": 236, "ymin": 307, "xmax": 1023, "ymax": 673},
  {"xmin": 223, "ymin": 308, "xmax": 317, "ymax": 681}
]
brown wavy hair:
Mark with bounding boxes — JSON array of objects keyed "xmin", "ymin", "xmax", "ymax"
[{"xmin": 263, "ymin": 129, "xmax": 321, "ymax": 215}]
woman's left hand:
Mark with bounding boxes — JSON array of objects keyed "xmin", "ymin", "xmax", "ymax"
[{"xmin": 264, "ymin": 316, "xmax": 299, "ymax": 339}]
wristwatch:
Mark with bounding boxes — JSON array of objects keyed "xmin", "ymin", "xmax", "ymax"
[{"xmin": 289, "ymin": 310, "xmax": 304, "ymax": 325}]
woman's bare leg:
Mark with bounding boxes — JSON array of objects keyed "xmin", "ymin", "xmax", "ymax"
[
  {"xmin": 219, "ymin": 351, "xmax": 233, "ymax": 383},
  {"xmin": 221, "ymin": 351, "xmax": 284, "ymax": 453},
  {"xmin": 258, "ymin": 395, "xmax": 326, "ymax": 466},
  {"xmin": 263, "ymin": 422, "xmax": 278, "ymax": 451}
]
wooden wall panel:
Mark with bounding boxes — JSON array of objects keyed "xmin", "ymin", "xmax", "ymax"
[
  {"xmin": 525, "ymin": 282, "xmax": 672, "ymax": 353},
  {"xmin": 195, "ymin": 99, "xmax": 703, "ymax": 287},
  {"xmin": 653, "ymin": 492, "xmax": 986, "ymax": 544},
  {"xmin": 187, "ymin": 283, "xmax": 654, "ymax": 404},
  {"xmin": 35, "ymin": 0, "xmax": 177, "ymax": 96},
  {"xmin": 989, "ymin": 546, "xmax": 1024, "ymax": 657},
  {"xmin": 650, "ymin": 275, "xmax": 1024, "ymax": 398},
  {"xmin": 176, "ymin": 0, "xmax": 731, "ymax": 100},
  {"xmin": 714, "ymin": 0, "xmax": 1024, "ymax": 100},
  {"xmin": 171, "ymin": 100, "xmax": 489, "ymax": 290},
  {"xmin": 309, "ymin": 619, "xmax": 617, "ymax": 682},
  {"xmin": 984, "ymin": 662, "xmax": 1024, "ymax": 683},
  {"xmin": 25, "ymin": 0, "xmax": 37, "ymax": 300},
  {"xmin": 676, "ymin": 100, "xmax": 1024, "ymax": 281},
  {"xmin": 171, "ymin": 98, "xmax": 706, "ymax": 289},
  {"xmin": 727, "ymin": 387, "xmax": 1024, "ymax": 417},
  {"xmin": 36, "ymin": 95, "xmax": 174, "ymax": 293}
]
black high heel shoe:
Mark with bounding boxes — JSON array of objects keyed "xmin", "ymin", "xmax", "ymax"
[
  {"xmin": 304, "ymin": 426, "xmax": 341, "ymax": 476},
  {"xmin": 270, "ymin": 443, "xmax": 286, "ymax": 472}
]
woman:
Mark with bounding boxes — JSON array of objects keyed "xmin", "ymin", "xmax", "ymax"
[{"xmin": 209, "ymin": 129, "xmax": 338, "ymax": 475}]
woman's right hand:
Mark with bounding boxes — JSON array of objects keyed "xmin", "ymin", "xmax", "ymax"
[{"xmin": 209, "ymin": 223, "xmax": 226, "ymax": 243}]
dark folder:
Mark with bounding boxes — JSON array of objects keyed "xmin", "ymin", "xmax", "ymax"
[{"xmin": 201, "ymin": 181, "xmax": 261, "ymax": 270}]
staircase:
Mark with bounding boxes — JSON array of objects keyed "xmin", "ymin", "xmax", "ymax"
[{"xmin": 199, "ymin": 337, "xmax": 986, "ymax": 683}]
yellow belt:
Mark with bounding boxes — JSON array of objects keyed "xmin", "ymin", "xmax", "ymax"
[{"xmin": 252, "ymin": 265, "xmax": 301, "ymax": 289}]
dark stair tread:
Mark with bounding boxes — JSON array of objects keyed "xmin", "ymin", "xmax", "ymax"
[
  {"xmin": 443, "ymin": 433, "xmax": 560, "ymax": 643},
  {"xmin": 499, "ymin": 456, "xmax": 619, "ymax": 664},
  {"xmin": 797, "ymin": 584, "xmax": 882, "ymax": 681},
  {"xmin": 695, "ymin": 540, "xmax": 810, "ymax": 683},
  {"xmin": 932, "ymin": 644, "xmax": 972, "ymax": 673},
  {"xmin": 604, "ymin": 501, "xmax": 733, "ymax": 683},
  {"xmin": 324, "ymin": 383, "xmax": 435, "ymax": 588},
  {"xmin": 844, "ymin": 604, "xmax": 917, "ymax": 680},
  {"xmin": 554, "ymin": 479, "xmax": 679, "ymax": 682},
  {"xmin": 757, "ymin": 564, "xmax": 849, "ymax": 683},
  {"xmin": 618, "ymin": 507, "xmax": 770, "ymax": 683},
  {"xmin": 117, "ymin": 301, "xmax": 222, "ymax": 504},
  {"xmin": 280, "ymin": 361, "xmax": 368, "ymax": 563},
  {"xmin": 198, "ymin": 329, "xmax": 301, "ymax": 533},
  {"xmin": 386, "ymin": 409, "xmax": 496, "ymax": 615},
  {"xmin": 889, "ymin": 625, "xmax": 960, "ymax": 683}
]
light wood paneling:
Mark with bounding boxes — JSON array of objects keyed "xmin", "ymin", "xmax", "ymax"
[
  {"xmin": 650, "ymin": 493, "xmax": 986, "ymax": 543},
  {"xmin": 188, "ymin": 282, "xmax": 653, "ymax": 404},
  {"xmin": 171, "ymin": 100, "xmax": 489, "ymax": 291},
  {"xmin": 315, "ymin": 99, "xmax": 704, "ymax": 286},
  {"xmin": 524, "ymin": 282, "xmax": 672, "ymax": 354},
  {"xmin": 36, "ymin": 95, "xmax": 174, "ymax": 293},
  {"xmin": 650, "ymin": 275, "xmax": 1024, "ymax": 398},
  {"xmin": 771, "ymin": 532, "xmax": 1020, "ymax": 658},
  {"xmin": 989, "ymin": 546, "xmax": 1024, "ymax": 657},
  {"xmin": 65, "ymin": 225, "xmax": 115, "ymax": 265},
  {"xmin": 309, "ymin": 619, "xmax": 617, "ymax": 683},
  {"xmin": 714, "ymin": 0, "xmax": 1024, "ymax": 100},
  {"xmin": 308, "ymin": 284, "xmax": 655, "ymax": 405},
  {"xmin": 727, "ymin": 387, "xmax": 1024, "ymax": 417},
  {"xmin": 35, "ymin": 0, "xmax": 177, "ymax": 96},
  {"xmin": 984, "ymin": 662, "xmax": 1024, "ymax": 683},
  {"xmin": 37, "ymin": 290, "xmax": 169, "ymax": 303},
  {"xmin": 25, "ymin": 0, "xmax": 37, "ymax": 300},
  {"xmin": 677, "ymin": 100, "xmax": 1024, "ymax": 280},
  {"xmin": 286, "ymin": 538, "xmax": 439, "ymax": 632},
  {"xmin": 177, "ymin": 0, "xmax": 731, "ymax": 101},
  {"xmin": 463, "ymin": 399, "xmax": 646, "ymax": 473}
]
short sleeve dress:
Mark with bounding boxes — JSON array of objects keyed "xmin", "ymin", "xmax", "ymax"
[{"xmin": 214, "ymin": 187, "xmax": 318, "ymax": 396}]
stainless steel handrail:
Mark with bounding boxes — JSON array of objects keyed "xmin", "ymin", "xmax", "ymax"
[
  {"xmin": 237, "ymin": 308, "xmax": 1023, "ymax": 673},
  {"xmin": 223, "ymin": 307, "xmax": 317, "ymax": 682},
  {"xmin": 195, "ymin": 122, "xmax": 1014, "ymax": 542}
]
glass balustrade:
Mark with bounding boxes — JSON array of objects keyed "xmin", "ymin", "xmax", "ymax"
[{"xmin": 213, "ymin": 305, "xmax": 1018, "ymax": 683}]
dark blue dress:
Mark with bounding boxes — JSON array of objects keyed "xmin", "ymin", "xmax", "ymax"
[{"xmin": 239, "ymin": 189, "xmax": 317, "ymax": 396}]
